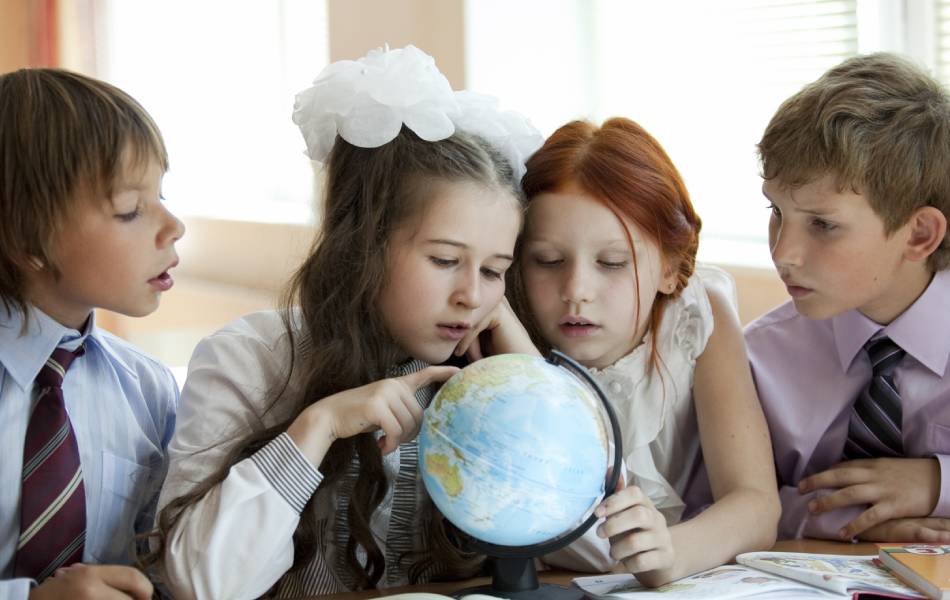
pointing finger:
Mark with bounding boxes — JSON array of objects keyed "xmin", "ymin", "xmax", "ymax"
[{"xmin": 400, "ymin": 365, "xmax": 460, "ymax": 391}]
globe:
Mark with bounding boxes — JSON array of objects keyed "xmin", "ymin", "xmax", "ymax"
[{"xmin": 419, "ymin": 353, "xmax": 611, "ymax": 548}]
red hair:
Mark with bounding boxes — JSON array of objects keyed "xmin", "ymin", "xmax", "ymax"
[{"xmin": 518, "ymin": 118, "xmax": 702, "ymax": 371}]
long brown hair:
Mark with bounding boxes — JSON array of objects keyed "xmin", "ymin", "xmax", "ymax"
[
  {"xmin": 0, "ymin": 68, "xmax": 167, "ymax": 323},
  {"xmin": 509, "ymin": 118, "xmax": 701, "ymax": 372},
  {"xmin": 146, "ymin": 126, "xmax": 521, "ymax": 590}
]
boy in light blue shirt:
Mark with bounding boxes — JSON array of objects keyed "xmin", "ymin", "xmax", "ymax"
[{"xmin": 0, "ymin": 69, "xmax": 184, "ymax": 599}]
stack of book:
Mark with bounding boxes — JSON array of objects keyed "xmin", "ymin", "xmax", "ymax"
[{"xmin": 877, "ymin": 544, "xmax": 950, "ymax": 600}]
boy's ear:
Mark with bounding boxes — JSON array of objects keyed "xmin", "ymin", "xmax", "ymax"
[
  {"xmin": 12, "ymin": 255, "xmax": 46, "ymax": 272},
  {"xmin": 903, "ymin": 206, "xmax": 948, "ymax": 263},
  {"xmin": 26, "ymin": 256, "xmax": 46, "ymax": 271}
]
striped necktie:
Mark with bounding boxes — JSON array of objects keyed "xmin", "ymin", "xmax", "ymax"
[
  {"xmin": 843, "ymin": 337, "xmax": 905, "ymax": 460},
  {"xmin": 14, "ymin": 345, "xmax": 86, "ymax": 582}
]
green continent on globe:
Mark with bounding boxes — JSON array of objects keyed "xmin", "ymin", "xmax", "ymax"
[
  {"xmin": 433, "ymin": 354, "xmax": 544, "ymax": 412},
  {"xmin": 433, "ymin": 379, "xmax": 466, "ymax": 408},
  {"xmin": 425, "ymin": 453, "xmax": 463, "ymax": 497}
]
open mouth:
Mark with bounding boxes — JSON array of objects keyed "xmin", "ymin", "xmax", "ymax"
[
  {"xmin": 558, "ymin": 317, "xmax": 599, "ymax": 337},
  {"xmin": 437, "ymin": 323, "xmax": 470, "ymax": 341},
  {"xmin": 148, "ymin": 271, "xmax": 174, "ymax": 291},
  {"xmin": 784, "ymin": 283, "xmax": 813, "ymax": 298}
]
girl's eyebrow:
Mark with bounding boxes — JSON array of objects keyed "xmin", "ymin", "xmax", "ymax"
[{"xmin": 426, "ymin": 238, "xmax": 514, "ymax": 262}]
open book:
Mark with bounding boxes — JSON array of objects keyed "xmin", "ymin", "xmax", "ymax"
[{"xmin": 573, "ymin": 551, "xmax": 924, "ymax": 599}]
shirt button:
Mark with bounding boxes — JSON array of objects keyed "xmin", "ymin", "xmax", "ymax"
[{"xmin": 609, "ymin": 381, "xmax": 623, "ymax": 394}]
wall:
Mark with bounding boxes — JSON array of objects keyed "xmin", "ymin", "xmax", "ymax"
[
  {"xmin": 2, "ymin": 0, "xmax": 790, "ymax": 375},
  {"xmin": 327, "ymin": 0, "xmax": 465, "ymax": 88},
  {"xmin": 0, "ymin": 0, "xmax": 29, "ymax": 72}
]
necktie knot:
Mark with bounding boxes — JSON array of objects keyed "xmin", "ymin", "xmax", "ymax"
[
  {"xmin": 35, "ymin": 345, "xmax": 85, "ymax": 390},
  {"xmin": 865, "ymin": 336, "xmax": 904, "ymax": 378}
]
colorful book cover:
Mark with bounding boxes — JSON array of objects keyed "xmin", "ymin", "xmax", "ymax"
[{"xmin": 878, "ymin": 544, "xmax": 950, "ymax": 600}]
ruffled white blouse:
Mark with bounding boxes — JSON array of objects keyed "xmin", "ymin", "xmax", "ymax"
[
  {"xmin": 591, "ymin": 263, "xmax": 737, "ymax": 524},
  {"xmin": 543, "ymin": 264, "xmax": 738, "ymax": 572}
]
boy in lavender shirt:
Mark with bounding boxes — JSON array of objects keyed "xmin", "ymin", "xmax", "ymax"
[{"xmin": 745, "ymin": 53, "xmax": 950, "ymax": 542}]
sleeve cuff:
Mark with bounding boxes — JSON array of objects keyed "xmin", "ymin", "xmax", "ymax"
[
  {"xmin": 930, "ymin": 454, "xmax": 950, "ymax": 518},
  {"xmin": 0, "ymin": 578, "xmax": 35, "ymax": 600},
  {"xmin": 250, "ymin": 433, "xmax": 323, "ymax": 514}
]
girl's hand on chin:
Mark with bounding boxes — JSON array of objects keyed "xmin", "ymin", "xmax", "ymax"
[{"xmin": 455, "ymin": 297, "xmax": 540, "ymax": 361}]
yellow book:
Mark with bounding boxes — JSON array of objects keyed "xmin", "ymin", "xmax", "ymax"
[{"xmin": 878, "ymin": 544, "xmax": 950, "ymax": 600}]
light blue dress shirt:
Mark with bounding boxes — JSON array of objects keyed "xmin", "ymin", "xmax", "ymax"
[{"xmin": 0, "ymin": 307, "xmax": 178, "ymax": 599}]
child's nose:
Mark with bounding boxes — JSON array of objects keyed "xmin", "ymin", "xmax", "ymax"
[
  {"xmin": 770, "ymin": 222, "xmax": 802, "ymax": 268},
  {"xmin": 561, "ymin": 264, "xmax": 593, "ymax": 304},
  {"xmin": 451, "ymin": 269, "xmax": 481, "ymax": 309},
  {"xmin": 159, "ymin": 205, "xmax": 186, "ymax": 246}
]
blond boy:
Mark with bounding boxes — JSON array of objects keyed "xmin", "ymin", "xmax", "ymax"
[{"xmin": 746, "ymin": 53, "xmax": 950, "ymax": 541}]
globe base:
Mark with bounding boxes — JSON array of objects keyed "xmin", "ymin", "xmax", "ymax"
[
  {"xmin": 452, "ymin": 582, "xmax": 587, "ymax": 600},
  {"xmin": 451, "ymin": 557, "xmax": 587, "ymax": 599}
]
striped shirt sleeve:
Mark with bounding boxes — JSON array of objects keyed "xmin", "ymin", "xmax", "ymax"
[{"xmin": 250, "ymin": 433, "xmax": 323, "ymax": 514}]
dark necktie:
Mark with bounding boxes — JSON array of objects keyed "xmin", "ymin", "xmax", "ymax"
[
  {"xmin": 14, "ymin": 345, "xmax": 87, "ymax": 582},
  {"xmin": 843, "ymin": 337, "xmax": 905, "ymax": 460}
]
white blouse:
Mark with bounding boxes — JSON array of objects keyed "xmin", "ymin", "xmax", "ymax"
[
  {"xmin": 157, "ymin": 310, "xmax": 440, "ymax": 600},
  {"xmin": 543, "ymin": 264, "xmax": 738, "ymax": 572}
]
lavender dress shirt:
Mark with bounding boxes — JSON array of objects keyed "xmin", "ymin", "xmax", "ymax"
[{"xmin": 744, "ymin": 269, "xmax": 950, "ymax": 540}]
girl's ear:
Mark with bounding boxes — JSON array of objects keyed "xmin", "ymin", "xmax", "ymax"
[
  {"xmin": 903, "ymin": 206, "xmax": 947, "ymax": 263},
  {"xmin": 659, "ymin": 257, "xmax": 680, "ymax": 295}
]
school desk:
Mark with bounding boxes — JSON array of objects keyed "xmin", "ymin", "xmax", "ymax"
[{"xmin": 301, "ymin": 539, "xmax": 876, "ymax": 599}]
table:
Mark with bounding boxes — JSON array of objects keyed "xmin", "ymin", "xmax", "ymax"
[{"xmin": 303, "ymin": 539, "xmax": 878, "ymax": 599}]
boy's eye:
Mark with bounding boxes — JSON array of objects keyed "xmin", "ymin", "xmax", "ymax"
[
  {"xmin": 767, "ymin": 203, "xmax": 782, "ymax": 219},
  {"xmin": 430, "ymin": 257, "xmax": 458, "ymax": 267},
  {"xmin": 810, "ymin": 217, "xmax": 837, "ymax": 232},
  {"xmin": 533, "ymin": 256, "xmax": 562, "ymax": 267},
  {"xmin": 115, "ymin": 207, "xmax": 142, "ymax": 222},
  {"xmin": 598, "ymin": 260, "xmax": 628, "ymax": 269}
]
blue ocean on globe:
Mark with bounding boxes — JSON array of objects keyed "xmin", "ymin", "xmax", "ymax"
[{"xmin": 419, "ymin": 353, "xmax": 609, "ymax": 547}]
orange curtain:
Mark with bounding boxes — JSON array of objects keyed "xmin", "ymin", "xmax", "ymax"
[{"xmin": 28, "ymin": 0, "xmax": 59, "ymax": 66}]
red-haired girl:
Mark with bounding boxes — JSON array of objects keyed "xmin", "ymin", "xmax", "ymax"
[{"xmin": 511, "ymin": 118, "xmax": 780, "ymax": 586}]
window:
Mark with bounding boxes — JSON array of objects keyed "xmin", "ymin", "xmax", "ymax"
[
  {"xmin": 92, "ymin": 0, "xmax": 329, "ymax": 223},
  {"xmin": 939, "ymin": 0, "xmax": 950, "ymax": 83},
  {"xmin": 466, "ymin": 0, "xmax": 941, "ymax": 268}
]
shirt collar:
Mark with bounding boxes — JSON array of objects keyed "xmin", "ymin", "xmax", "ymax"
[
  {"xmin": 0, "ymin": 305, "xmax": 90, "ymax": 390},
  {"xmin": 833, "ymin": 269, "xmax": 950, "ymax": 376},
  {"xmin": 85, "ymin": 315, "xmax": 137, "ymax": 378}
]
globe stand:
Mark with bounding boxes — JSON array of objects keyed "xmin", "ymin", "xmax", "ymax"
[
  {"xmin": 453, "ymin": 556, "xmax": 585, "ymax": 599},
  {"xmin": 449, "ymin": 350, "xmax": 624, "ymax": 600}
]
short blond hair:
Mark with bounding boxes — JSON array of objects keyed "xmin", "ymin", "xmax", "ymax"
[
  {"xmin": 0, "ymin": 68, "xmax": 168, "ymax": 319},
  {"xmin": 758, "ymin": 53, "xmax": 950, "ymax": 270}
]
